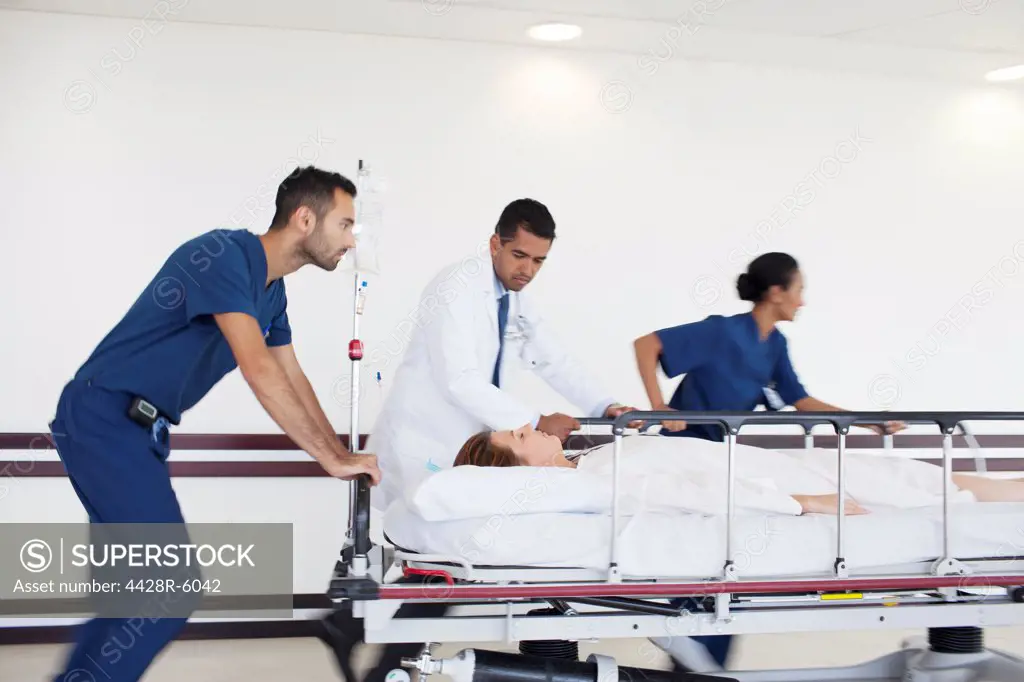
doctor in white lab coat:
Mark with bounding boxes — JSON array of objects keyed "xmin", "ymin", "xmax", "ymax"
[
  {"xmin": 367, "ymin": 198, "xmax": 635, "ymax": 511},
  {"xmin": 319, "ymin": 199, "xmax": 636, "ymax": 682}
]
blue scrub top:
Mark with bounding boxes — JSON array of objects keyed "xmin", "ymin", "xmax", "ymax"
[
  {"xmin": 74, "ymin": 229, "xmax": 291, "ymax": 424},
  {"xmin": 655, "ymin": 312, "xmax": 808, "ymax": 441}
]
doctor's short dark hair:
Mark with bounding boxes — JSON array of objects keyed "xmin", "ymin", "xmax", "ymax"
[
  {"xmin": 736, "ymin": 252, "xmax": 799, "ymax": 302},
  {"xmin": 269, "ymin": 166, "xmax": 358, "ymax": 230},
  {"xmin": 495, "ymin": 198, "xmax": 556, "ymax": 243}
]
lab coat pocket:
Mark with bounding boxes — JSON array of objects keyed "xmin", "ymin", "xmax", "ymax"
[
  {"xmin": 515, "ymin": 334, "xmax": 540, "ymax": 369},
  {"xmin": 511, "ymin": 317, "xmax": 550, "ymax": 371}
]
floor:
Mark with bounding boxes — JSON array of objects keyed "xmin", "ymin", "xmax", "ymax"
[{"xmin": 4, "ymin": 627, "xmax": 1024, "ymax": 681}]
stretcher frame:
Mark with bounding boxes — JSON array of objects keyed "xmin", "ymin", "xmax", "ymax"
[{"xmin": 327, "ymin": 410, "xmax": 1024, "ymax": 681}]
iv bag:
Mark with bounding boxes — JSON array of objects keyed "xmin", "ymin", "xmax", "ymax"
[{"xmin": 343, "ymin": 169, "xmax": 386, "ymax": 274}]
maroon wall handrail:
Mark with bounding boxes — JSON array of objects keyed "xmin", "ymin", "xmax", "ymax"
[
  {"xmin": 6, "ymin": 432, "xmax": 1024, "ymax": 451},
  {"xmin": 0, "ymin": 433, "xmax": 368, "ymax": 451},
  {"xmin": 3, "ymin": 432, "xmax": 1023, "ymax": 478}
]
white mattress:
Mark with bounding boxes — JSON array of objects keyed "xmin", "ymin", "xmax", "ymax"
[{"xmin": 383, "ymin": 499, "xmax": 1024, "ymax": 578}]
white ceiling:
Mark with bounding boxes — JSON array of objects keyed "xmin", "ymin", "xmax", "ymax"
[{"xmin": 3, "ymin": 0, "xmax": 1023, "ymax": 83}]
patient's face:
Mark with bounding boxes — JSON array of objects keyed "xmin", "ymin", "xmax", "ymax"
[{"xmin": 492, "ymin": 424, "xmax": 568, "ymax": 467}]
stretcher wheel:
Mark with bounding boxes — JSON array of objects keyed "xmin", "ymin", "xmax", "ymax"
[
  {"xmin": 385, "ymin": 669, "xmax": 411, "ymax": 682},
  {"xmin": 519, "ymin": 607, "xmax": 579, "ymax": 660},
  {"xmin": 1011, "ymin": 586, "xmax": 1024, "ymax": 603}
]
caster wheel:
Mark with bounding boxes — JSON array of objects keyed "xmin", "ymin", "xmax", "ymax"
[{"xmin": 385, "ymin": 669, "xmax": 411, "ymax": 682}]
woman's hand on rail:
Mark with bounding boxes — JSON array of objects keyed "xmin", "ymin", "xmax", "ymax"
[
  {"xmin": 863, "ymin": 421, "xmax": 907, "ymax": 436},
  {"xmin": 793, "ymin": 493, "xmax": 869, "ymax": 516},
  {"xmin": 793, "ymin": 397, "xmax": 907, "ymax": 436},
  {"xmin": 604, "ymin": 403, "xmax": 644, "ymax": 428},
  {"xmin": 652, "ymin": 403, "xmax": 687, "ymax": 433},
  {"xmin": 322, "ymin": 453, "xmax": 381, "ymax": 486}
]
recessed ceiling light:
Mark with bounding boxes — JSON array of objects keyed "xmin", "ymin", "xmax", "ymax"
[
  {"xmin": 984, "ymin": 64, "xmax": 1024, "ymax": 82},
  {"xmin": 527, "ymin": 23, "xmax": 582, "ymax": 42}
]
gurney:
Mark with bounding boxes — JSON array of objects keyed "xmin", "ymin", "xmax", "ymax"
[{"xmin": 326, "ymin": 410, "xmax": 1024, "ymax": 682}]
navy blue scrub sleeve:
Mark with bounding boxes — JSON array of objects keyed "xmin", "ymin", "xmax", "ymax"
[
  {"xmin": 771, "ymin": 339, "xmax": 809, "ymax": 405},
  {"xmin": 654, "ymin": 316, "xmax": 723, "ymax": 378},
  {"xmin": 181, "ymin": 246, "xmax": 260, "ymax": 323},
  {"xmin": 266, "ymin": 307, "xmax": 293, "ymax": 348}
]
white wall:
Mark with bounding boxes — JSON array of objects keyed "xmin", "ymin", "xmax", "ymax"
[
  {"xmin": 4, "ymin": 9, "xmax": 1024, "ymax": 435},
  {"xmin": 3, "ymin": 8, "xmax": 1024, "ymax": 624}
]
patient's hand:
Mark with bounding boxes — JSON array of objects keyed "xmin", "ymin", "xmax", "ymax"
[{"xmin": 793, "ymin": 493, "xmax": 868, "ymax": 516}]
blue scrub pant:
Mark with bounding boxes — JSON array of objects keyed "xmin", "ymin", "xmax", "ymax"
[
  {"xmin": 668, "ymin": 598, "xmax": 733, "ymax": 668},
  {"xmin": 49, "ymin": 379, "xmax": 197, "ymax": 682},
  {"xmin": 690, "ymin": 634, "xmax": 733, "ymax": 668}
]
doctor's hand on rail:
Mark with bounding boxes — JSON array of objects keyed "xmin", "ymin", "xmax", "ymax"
[
  {"xmin": 322, "ymin": 453, "xmax": 381, "ymax": 485},
  {"xmin": 537, "ymin": 413, "xmax": 581, "ymax": 442}
]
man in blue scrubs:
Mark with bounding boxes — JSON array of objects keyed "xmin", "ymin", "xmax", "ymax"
[
  {"xmin": 633, "ymin": 252, "xmax": 903, "ymax": 670},
  {"xmin": 48, "ymin": 166, "xmax": 381, "ymax": 682}
]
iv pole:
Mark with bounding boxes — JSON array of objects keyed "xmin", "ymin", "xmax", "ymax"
[{"xmin": 344, "ymin": 159, "xmax": 370, "ymax": 556}]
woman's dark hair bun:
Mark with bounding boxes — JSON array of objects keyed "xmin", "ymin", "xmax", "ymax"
[
  {"xmin": 736, "ymin": 273, "xmax": 758, "ymax": 302},
  {"xmin": 735, "ymin": 252, "xmax": 799, "ymax": 303}
]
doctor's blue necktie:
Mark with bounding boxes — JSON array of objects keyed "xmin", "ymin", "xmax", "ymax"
[{"xmin": 492, "ymin": 292, "xmax": 509, "ymax": 387}]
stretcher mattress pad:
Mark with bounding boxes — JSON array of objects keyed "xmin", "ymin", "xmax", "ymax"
[
  {"xmin": 383, "ymin": 498, "xmax": 1024, "ymax": 578},
  {"xmin": 383, "ymin": 437, "xmax": 1024, "ymax": 578}
]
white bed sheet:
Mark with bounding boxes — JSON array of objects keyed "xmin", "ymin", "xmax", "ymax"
[{"xmin": 383, "ymin": 499, "xmax": 1024, "ymax": 578}]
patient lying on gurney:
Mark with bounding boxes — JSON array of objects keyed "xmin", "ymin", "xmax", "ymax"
[{"xmin": 453, "ymin": 424, "xmax": 1024, "ymax": 517}]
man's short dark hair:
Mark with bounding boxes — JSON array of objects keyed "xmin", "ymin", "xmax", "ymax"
[
  {"xmin": 495, "ymin": 198, "xmax": 556, "ymax": 242},
  {"xmin": 269, "ymin": 166, "xmax": 357, "ymax": 229}
]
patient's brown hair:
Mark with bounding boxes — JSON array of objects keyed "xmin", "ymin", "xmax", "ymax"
[{"xmin": 454, "ymin": 431, "xmax": 518, "ymax": 468}]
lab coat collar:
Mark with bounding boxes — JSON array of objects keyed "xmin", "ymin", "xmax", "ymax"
[
  {"xmin": 484, "ymin": 267, "xmax": 503, "ymax": 332},
  {"xmin": 492, "ymin": 268, "xmax": 508, "ymax": 300}
]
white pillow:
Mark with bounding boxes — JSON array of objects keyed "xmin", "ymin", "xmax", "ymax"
[{"xmin": 406, "ymin": 464, "xmax": 613, "ymax": 521}]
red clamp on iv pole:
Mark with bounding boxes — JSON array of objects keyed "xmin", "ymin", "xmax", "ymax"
[{"xmin": 348, "ymin": 339, "xmax": 363, "ymax": 361}]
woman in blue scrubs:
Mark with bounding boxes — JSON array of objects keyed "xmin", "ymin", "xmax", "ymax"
[
  {"xmin": 635, "ymin": 252, "xmax": 901, "ymax": 439},
  {"xmin": 633, "ymin": 251, "xmax": 902, "ymax": 671}
]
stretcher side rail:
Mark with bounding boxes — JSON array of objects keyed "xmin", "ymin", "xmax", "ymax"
[
  {"xmin": 331, "ymin": 409, "xmax": 1024, "ymax": 600},
  {"xmin": 606, "ymin": 411, "xmax": 1024, "ymax": 583}
]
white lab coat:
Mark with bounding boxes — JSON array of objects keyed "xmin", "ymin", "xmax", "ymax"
[{"xmin": 367, "ymin": 255, "xmax": 617, "ymax": 510}]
